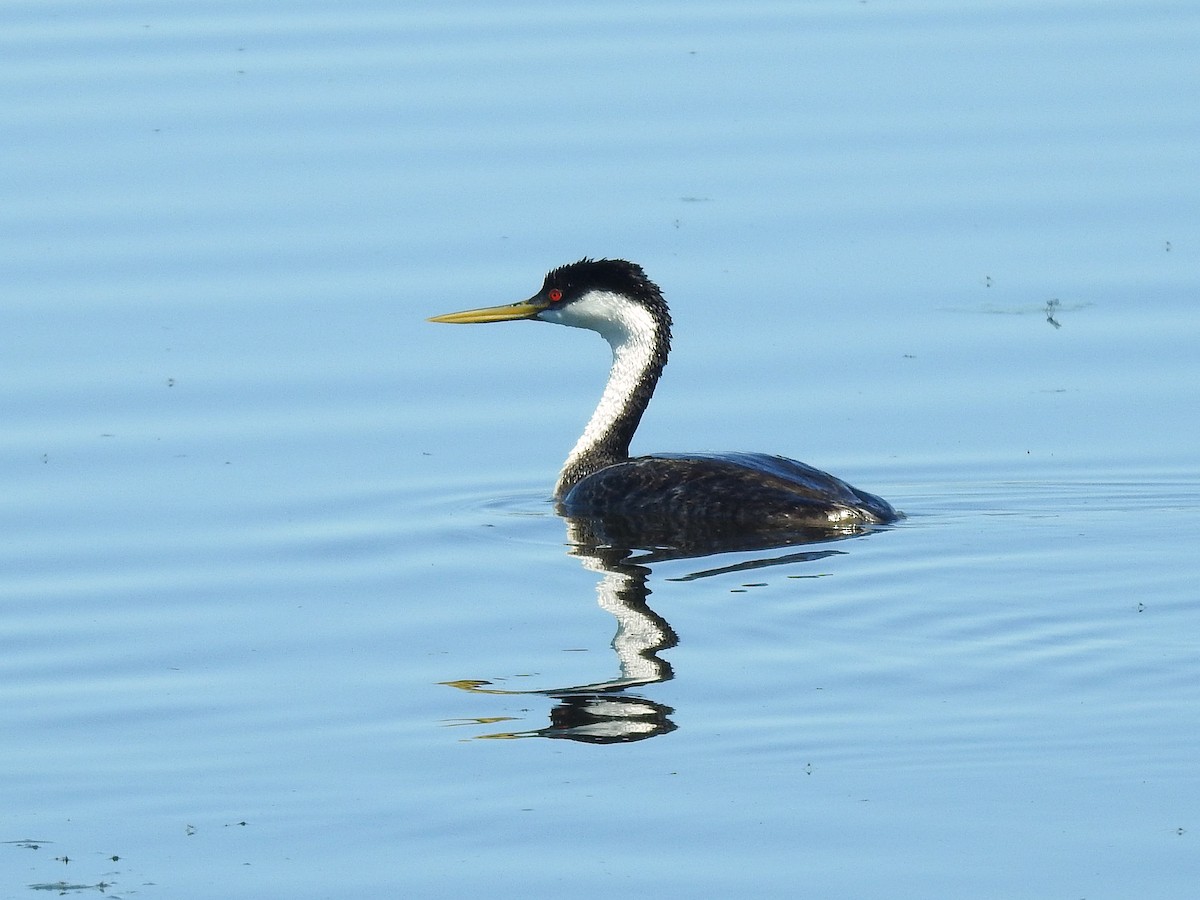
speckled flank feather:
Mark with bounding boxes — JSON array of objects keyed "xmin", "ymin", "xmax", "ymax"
[{"xmin": 561, "ymin": 452, "xmax": 897, "ymax": 532}]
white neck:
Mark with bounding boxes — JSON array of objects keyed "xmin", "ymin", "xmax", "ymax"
[
  {"xmin": 538, "ymin": 290, "xmax": 660, "ymax": 494},
  {"xmin": 568, "ymin": 321, "xmax": 656, "ymax": 460}
]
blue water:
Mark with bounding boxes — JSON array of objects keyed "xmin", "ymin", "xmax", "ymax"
[{"xmin": 3, "ymin": 1, "xmax": 1199, "ymax": 897}]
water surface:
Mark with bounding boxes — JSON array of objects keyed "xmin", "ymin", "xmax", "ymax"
[{"xmin": 3, "ymin": 1, "xmax": 1199, "ymax": 897}]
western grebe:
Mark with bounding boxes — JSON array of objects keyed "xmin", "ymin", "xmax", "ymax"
[{"xmin": 429, "ymin": 258, "xmax": 900, "ymax": 532}]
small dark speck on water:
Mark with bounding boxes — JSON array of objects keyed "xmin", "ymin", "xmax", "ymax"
[{"xmin": 1045, "ymin": 299, "xmax": 1062, "ymax": 329}]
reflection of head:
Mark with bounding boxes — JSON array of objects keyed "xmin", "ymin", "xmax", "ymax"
[{"xmin": 543, "ymin": 694, "xmax": 677, "ymax": 744}]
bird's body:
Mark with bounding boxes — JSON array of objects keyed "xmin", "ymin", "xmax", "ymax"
[
  {"xmin": 563, "ymin": 451, "xmax": 897, "ymax": 529},
  {"xmin": 430, "ymin": 258, "xmax": 899, "ymax": 534}
]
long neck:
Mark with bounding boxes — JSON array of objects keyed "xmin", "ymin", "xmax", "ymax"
[{"xmin": 554, "ymin": 296, "xmax": 669, "ymax": 497}]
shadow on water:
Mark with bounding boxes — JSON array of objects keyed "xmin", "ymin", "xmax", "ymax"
[{"xmin": 442, "ymin": 512, "xmax": 890, "ymax": 744}]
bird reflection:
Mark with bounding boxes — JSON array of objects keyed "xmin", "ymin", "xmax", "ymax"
[{"xmin": 443, "ymin": 512, "xmax": 885, "ymax": 744}]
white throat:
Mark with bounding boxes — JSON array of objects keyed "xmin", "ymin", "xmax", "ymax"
[{"xmin": 539, "ymin": 290, "xmax": 659, "ymax": 487}]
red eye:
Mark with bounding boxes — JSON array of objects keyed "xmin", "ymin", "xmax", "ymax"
[{"xmin": 547, "ymin": 288, "xmax": 563, "ymax": 303}]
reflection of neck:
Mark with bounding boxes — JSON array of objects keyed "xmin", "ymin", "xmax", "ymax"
[
  {"xmin": 573, "ymin": 544, "xmax": 676, "ymax": 690},
  {"xmin": 596, "ymin": 569, "xmax": 671, "ymax": 686}
]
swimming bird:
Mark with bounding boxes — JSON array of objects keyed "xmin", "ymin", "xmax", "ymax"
[{"xmin": 429, "ymin": 258, "xmax": 899, "ymax": 533}]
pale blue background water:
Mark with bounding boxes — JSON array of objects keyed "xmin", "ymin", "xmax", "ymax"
[{"xmin": 3, "ymin": 1, "xmax": 1199, "ymax": 897}]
